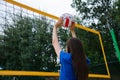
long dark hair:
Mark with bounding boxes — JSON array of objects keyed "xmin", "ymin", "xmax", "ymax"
[{"xmin": 66, "ymin": 38, "xmax": 88, "ymax": 80}]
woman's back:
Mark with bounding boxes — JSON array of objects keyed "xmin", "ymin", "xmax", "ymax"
[
  {"xmin": 66, "ymin": 38, "xmax": 88, "ymax": 80},
  {"xmin": 60, "ymin": 51, "xmax": 77, "ymax": 80}
]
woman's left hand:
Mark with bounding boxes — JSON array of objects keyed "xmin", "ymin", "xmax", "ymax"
[{"xmin": 55, "ymin": 18, "xmax": 63, "ymax": 28}]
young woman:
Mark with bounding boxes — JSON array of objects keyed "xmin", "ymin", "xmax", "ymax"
[{"xmin": 52, "ymin": 18, "xmax": 88, "ymax": 80}]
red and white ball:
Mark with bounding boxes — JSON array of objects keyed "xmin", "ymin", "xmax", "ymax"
[{"xmin": 61, "ymin": 13, "xmax": 75, "ymax": 28}]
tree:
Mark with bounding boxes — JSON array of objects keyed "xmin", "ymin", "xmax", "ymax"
[
  {"xmin": 2, "ymin": 14, "xmax": 59, "ymax": 71},
  {"xmin": 70, "ymin": 0, "xmax": 120, "ymax": 75},
  {"xmin": 71, "ymin": 0, "xmax": 120, "ymax": 63},
  {"xmin": 0, "ymin": 14, "xmax": 63, "ymax": 80},
  {"xmin": 114, "ymin": 0, "xmax": 120, "ymax": 47},
  {"xmin": 0, "ymin": 34, "xmax": 5, "ymax": 69}
]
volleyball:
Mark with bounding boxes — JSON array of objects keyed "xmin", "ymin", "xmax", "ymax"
[{"xmin": 61, "ymin": 13, "xmax": 75, "ymax": 28}]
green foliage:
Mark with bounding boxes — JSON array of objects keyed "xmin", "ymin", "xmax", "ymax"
[
  {"xmin": 71, "ymin": 0, "xmax": 120, "ymax": 63},
  {"xmin": 0, "ymin": 14, "xmax": 59, "ymax": 72},
  {"xmin": 0, "ymin": 34, "xmax": 5, "ymax": 68},
  {"xmin": 71, "ymin": 0, "xmax": 120, "ymax": 74}
]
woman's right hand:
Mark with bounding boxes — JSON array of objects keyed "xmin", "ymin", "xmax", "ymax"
[
  {"xmin": 70, "ymin": 22, "xmax": 75, "ymax": 31},
  {"xmin": 70, "ymin": 22, "xmax": 76, "ymax": 38}
]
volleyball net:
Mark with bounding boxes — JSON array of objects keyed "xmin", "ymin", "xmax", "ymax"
[{"xmin": 0, "ymin": 0, "xmax": 110, "ymax": 79}]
